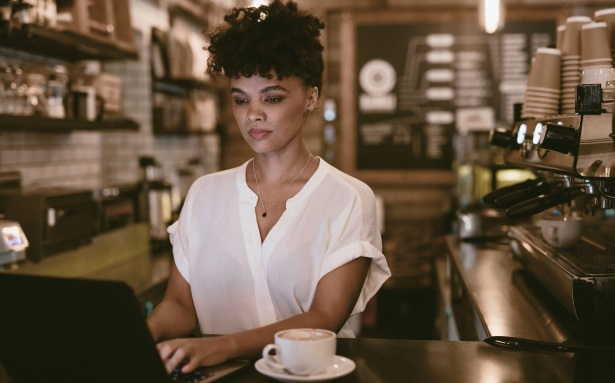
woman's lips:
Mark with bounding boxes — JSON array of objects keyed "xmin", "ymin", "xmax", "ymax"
[{"xmin": 248, "ymin": 128, "xmax": 271, "ymax": 140}]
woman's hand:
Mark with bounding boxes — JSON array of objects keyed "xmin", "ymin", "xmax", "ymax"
[{"xmin": 156, "ymin": 336, "xmax": 235, "ymax": 374}]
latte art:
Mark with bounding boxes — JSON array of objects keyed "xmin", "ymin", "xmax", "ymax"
[{"xmin": 279, "ymin": 329, "xmax": 333, "ymax": 341}]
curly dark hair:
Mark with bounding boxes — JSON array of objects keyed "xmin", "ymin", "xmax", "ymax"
[{"xmin": 206, "ymin": 0, "xmax": 325, "ymax": 94}]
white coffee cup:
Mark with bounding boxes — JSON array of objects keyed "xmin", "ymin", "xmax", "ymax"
[
  {"xmin": 262, "ymin": 328, "xmax": 336, "ymax": 376},
  {"xmin": 539, "ymin": 215, "xmax": 583, "ymax": 248},
  {"xmin": 581, "ymin": 67, "xmax": 615, "ymax": 88}
]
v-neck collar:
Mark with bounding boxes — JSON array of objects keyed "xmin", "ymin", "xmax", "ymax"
[{"xmin": 236, "ymin": 157, "xmax": 329, "ymax": 248}]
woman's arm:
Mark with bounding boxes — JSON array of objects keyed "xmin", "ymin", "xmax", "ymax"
[
  {"xmin": 228, "ymin": 255, "xmax": 371, "ymax": 355},
  {"xmin": 147, "ymin": 263, "xmax": 198, "ymax": 342},
  {"xmin": 157, "ymin": 256, "xmax": 371, "ymax": 373}
]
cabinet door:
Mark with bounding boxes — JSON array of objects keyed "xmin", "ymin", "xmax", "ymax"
[
  {"xmin": 56, "ymin": 0, "xmax": 134, "ymax": 47},
  {"xmin": 87, "ymin": 0, "xmax": 115, "ymax": 38},
  {"xmin": 56, "ymin": 0, "xmax": 89, "ymax": 34}
]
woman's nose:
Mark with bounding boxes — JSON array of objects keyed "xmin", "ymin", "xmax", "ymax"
[{"xmin": 247, "ymin": 105, "xmax": 264, "ymax": 122}]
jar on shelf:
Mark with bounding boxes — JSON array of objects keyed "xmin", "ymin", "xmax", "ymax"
[{"xmin": 46, "ymin": 64, "xmax": 69, "ymax": 119}]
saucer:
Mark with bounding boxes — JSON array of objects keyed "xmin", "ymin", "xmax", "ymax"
[{"xmin": 254, "ymin": 355, "xmax": 356, "ymax": 382}]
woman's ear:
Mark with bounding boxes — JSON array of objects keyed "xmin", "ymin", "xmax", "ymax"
[{"xmin": 305, "ymin": 86, "xmax": 319, "ymax": 113}]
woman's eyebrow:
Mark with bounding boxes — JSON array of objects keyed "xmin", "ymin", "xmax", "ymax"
[
  {"xmin": 230, "ymin": 85, "xmax": 290, "ymax": 95},
  {"xmin": 260, "ymin": 85, "xmax": 289, "ymax": 93}
]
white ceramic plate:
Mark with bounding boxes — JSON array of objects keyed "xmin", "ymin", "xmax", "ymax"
[{"xmin": 254, "ymin": 355, "xmax": 356, "ymax": 382}]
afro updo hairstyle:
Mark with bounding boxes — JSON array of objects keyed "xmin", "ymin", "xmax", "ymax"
[{"xmin": 205, "ymin": 0, "xmax": 325, "ymax": 96}]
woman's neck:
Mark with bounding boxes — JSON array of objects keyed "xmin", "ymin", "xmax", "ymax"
[{"xmin": 252, "ymin": 149, "xmax": 313, "ymax": 184}]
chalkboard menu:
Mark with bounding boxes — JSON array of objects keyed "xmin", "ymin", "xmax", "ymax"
[{"xmin": 355, "ymin": 20, "xmax": 556, "ymax": 170}]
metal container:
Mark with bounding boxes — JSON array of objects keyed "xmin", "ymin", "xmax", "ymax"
[{"xmin": 458, "ymin": 208, "xmax": 511, "ymax": 240}]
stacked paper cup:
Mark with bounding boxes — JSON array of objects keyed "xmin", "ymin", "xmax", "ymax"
[
  {"xmin": 594, "ymin": 9, "xmax": 615, "ymax": 65},
  {"xmin": 580, "ymin": 22, "xmax": 615, "ymax": 89},
  {"xmin": 522, "ymin": 47, "xmax": 561, "ymax": 118},
  {"xmin": 556, "ymin": 25, "xmax": 566, "ymax": 51},
  {"xmin": 560, "ymin": 16, "xmax": 592, "ymax": 114}
]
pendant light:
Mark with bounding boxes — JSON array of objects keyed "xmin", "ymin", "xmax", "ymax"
[{"xmin": 479, "ymin": 0, "xmax": 506, "ymax": 34}]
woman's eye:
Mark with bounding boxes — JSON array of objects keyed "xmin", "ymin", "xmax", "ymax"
[
  {"xmin": 233, "ymin": 98, "xmax": 248, "ymax": 105},
  {"xmin": 265, "ymin": 97, "xmax": 283, "ymax": 104}
]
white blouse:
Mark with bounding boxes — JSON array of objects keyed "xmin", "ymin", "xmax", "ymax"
[{"xmin": 168, "ymin": 158, "xmax": 391, "ymax": 337}]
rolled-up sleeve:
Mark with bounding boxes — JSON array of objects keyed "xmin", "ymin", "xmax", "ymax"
[
  {"xmin": 320, "ymin": 240, "xmax": 391, "ymax": 316},
  {"xmin": 168, "ymin": 218, "xmax": 190, "ymax": 284}
]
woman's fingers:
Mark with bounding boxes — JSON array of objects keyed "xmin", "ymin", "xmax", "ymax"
[
  {"xmin": 156, "ymin": 338, "xmax": 229, "ymax": 374},
  {"xmin": 167, "ymin": 347, "xmax": 188, "ymax": 374},
  {"xmin": 157, "ymin": 340, "xmax": 187, "ymax": 374},
  {"xmin": 156, "ymin": 341, "xmax": 174, "ymax": 361},
  {"xmin": 181, "ymin": 356, "xmax": 203, "ymax": 374}
]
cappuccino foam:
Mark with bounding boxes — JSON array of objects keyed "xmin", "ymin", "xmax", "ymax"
[{"xmin": 280, "ymin": 329, "xmax": 333, "ymax": 341}]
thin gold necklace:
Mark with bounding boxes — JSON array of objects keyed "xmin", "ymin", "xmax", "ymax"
[{"xmin": 253, "ymin": 153, "xmax": 312, "ymax": 218}]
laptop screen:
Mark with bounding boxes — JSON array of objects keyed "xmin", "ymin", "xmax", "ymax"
[{"xmin": 0, "ymin": 274, "xmax": 249, "ymax": 383}]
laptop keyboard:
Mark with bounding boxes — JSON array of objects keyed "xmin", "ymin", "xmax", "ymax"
[{"xmin": 170, "ymin": 366, "xmax": 214, "ymax": 383}]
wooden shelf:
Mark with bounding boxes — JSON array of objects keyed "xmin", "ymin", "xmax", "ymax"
[
  {"xmin": 0, "ymin": 114, "xmax": 140, "ymax": 133},
  {"xmin": 152, "ymin": 76, "xmax": 220, "ymax": 135},
  {"xmin": 169, "ymin": 0, "xmax": 210, "ymax": 28},
  {"xmin": 152, "ymin": 77, "xmax": 218, "ymax": 96},
  {"xmin": 153, "ymin": 128, "xmax": 216, "ymax": 136},
  {"xmin": 0, "ymin": 24, "xmax": 138, "ymax": 61}
]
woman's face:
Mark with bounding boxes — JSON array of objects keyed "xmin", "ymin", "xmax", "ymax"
[{"xmin": 230, "ymin": 74, "xmax": 318, "ymax": 156}]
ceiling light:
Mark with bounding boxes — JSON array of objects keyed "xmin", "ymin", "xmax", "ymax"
[{"xmin": 479, "ymin": 0, "xmax": 505, "ymax": 34}]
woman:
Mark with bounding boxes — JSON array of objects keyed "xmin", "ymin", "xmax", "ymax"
[{"xmin": 147, "ymin": 0, "xmax": 391, "ymax": 374}]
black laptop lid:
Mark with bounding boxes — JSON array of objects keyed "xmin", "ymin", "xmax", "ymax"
[{"xmin": 0, "ymin": 273, "xmax": 170, "ymax": 383}]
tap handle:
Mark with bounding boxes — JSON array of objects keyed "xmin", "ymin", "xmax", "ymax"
[
  {"xmin": 489, "ymin": 127, "xmax": 514, "ymax": 148},
  {"xmin": 490, "ymin": 182, "xmax": 552, "ymax": 209},
  {"xmin": 482, "ymin": 179, "xmax": 541, "ymax": 204},
  {"xmin": 541, "ymin": 123, "xmax": 578, "ymax": 155},
  {"xmin": 505, "ymin": 188, "xmax": 584, "ymax": 219}
]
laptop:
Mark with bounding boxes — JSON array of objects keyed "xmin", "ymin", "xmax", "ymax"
[{"xmin": 0, "ymin": 273, "xmax": 252, "ymax": 383}]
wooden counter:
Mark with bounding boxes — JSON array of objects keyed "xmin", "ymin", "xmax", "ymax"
[
  {"xmin": 1, "ymin": 223, "xmax": 171, "ymax": 297},
  {"xmin": 2, "ymin": 337, "xmax": 604, "ymax": 383},
  {"xmin": 231, "ymin": 337, "xmax": 612, "ymax": 382}
]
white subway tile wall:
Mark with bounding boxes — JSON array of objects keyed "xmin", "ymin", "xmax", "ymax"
[{"xmin": 0, "ymin": 129, "xmax": 102, "ymax": 190}]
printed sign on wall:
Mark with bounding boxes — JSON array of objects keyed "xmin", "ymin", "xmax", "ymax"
[{"xmin": 355, "ymin": 20, "xmax": 556, "ymax": 170}]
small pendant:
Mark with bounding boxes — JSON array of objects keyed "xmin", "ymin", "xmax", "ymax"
[{"xmin": 262, "ymin": 212, "xmax": 267, "ymax": 217}]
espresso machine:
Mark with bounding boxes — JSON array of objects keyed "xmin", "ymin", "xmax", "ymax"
[{"xmin": 486, "ymin": 83, "xmax": 615, "ymax": 328}]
